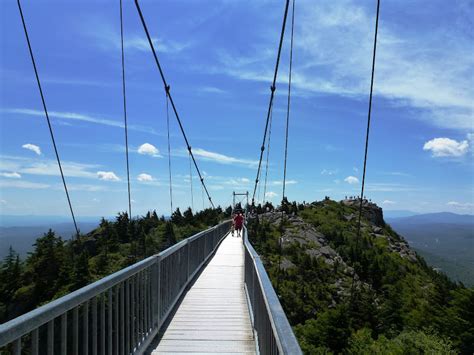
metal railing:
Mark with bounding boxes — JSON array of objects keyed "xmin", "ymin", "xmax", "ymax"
[
  {"xmin": 243, "ymin": 227, "xmax": 302, "ymax": 355},
  {"xmin": 0, "ymin": 220, "xmax": 231, "ymax": 354}
]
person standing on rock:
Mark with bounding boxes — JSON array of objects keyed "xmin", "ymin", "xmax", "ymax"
[{"xmin": 233, "ymin": 212, "xmax": 244, "ymax": 237}]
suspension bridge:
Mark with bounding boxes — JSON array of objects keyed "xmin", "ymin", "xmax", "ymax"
[{"xmin": 0, "ymin": 0, "xmax": 381, "ymax": 353}]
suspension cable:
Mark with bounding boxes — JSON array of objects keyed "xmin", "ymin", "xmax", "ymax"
[
  {"xmin": 350, "ymin": 0, "xmax": 381, "ymax": 299},
  {"xmin": 201, "ymin": 183, "xmax": 205, "ymax": 210},
  {"xmin": 134, "ymin": 0, "xmax": 215, "ymax": 208},
  {"xmin": 165, "ymin": 91, "xmax": 173, "ymax": 215},
  {"xmin": 277, "ymin": 0, "xmax": 296, "ymax": 293},
  {"xmin": 189, "ymin": 152, "xmax": 194, "ymax": 212},
  {"xmin": 251, "ymin": 0, "xmax": 291, "ymax": 206},
  {"xmin": 262, "ymin": 104, "xmax": 274, "ymax": 204},
  {"xmin": 119, "ymin": 0, "xmax": 132, "ymax": 219},
  {"xmin": 282, "ymin": 0, "xmax": 295, "ymax": 202},
  {"xmin": 17, "ymin": 0, "xmax": 79, "ymax": 236}
]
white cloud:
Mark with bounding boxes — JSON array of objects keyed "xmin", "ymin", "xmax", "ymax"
[
  {"xmin": 0, "ymin": 199, "xmax": 6, "ymax": 204},
  {"xmin": 265, "ymin": 191, "xmax": 278, "ymax": 199},
  {"xmin": 138, "ymin": 143, "xmax": 161, "ymax": 157},
  {"xmin": 191, "ymin": 148, "xmax": 258, "ymax": 167},
  {"xmin": 22, "ymin": 143, "xmax": 41, "ymax": 155},
  {"xmin": 0, "ymin": 172, "xmax": 21, "ymax": 179},
  {"xmin": 137, "ymin": 173, "xmax": 154, "ymax": 182},
  {"xmin": 382, "ymin": 200, "xmax": 396, "ymax": 205},
  {"xmin": 423, "ymin": 137, "xmax": 469, "ymax": 157},
  {"xmin": 344, "ymin": 176, "xmax": 359, "ymax": 185},
  {"xmin": 5, "ymin": 108, "xmax": 156, "ymax": 134},
  {"xmin": 97, "ymin": 171, "xmax": 120, "ymax": 181}
]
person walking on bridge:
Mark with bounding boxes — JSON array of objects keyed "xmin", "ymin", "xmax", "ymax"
[{"xmin": 233, "ymin": 211, "xmax": 244, "ymax": 238}]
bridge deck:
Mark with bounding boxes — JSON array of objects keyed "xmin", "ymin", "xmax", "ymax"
[{"xmin": 150, "ymin": 232, "xmax": 256, "ymax": 354}]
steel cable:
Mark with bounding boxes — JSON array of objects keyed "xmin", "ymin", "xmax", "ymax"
[
  {"xmin": 350, "ymin": 0, "xmax": 381, "ymax": 300},
  {"xmin": 189, "ymin": 152, "xmax": 194, "ymax": 212},
  {"xmin": 119, "ymin": 0, "xmax": 132, "ymax": 219},
  {"xmin": 262, "ymin": 104, "xmax": 274, "ymax": 204},
  {"xmin": 17, "ymin": 0, "xmax": 79, "ymax": 236},
  {"xmin": 134, "ymin": 0, "xmax": 215, "ymax": 208},
  {"xmin": 165, "ymin": 91, "xmax": 173, "ymax": 215},
  {"xmin": 251, "ymin": 0, "xmax": 291, "ymax": 206}
]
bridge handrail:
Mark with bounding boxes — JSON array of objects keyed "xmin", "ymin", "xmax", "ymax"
[
  {"xmin": 0, "ymin": 254, "xmax": 156, "ymax": 347},
  {"xmin": 0, "ymin": 220, "xmax": 232, "ymax": 353},
  {"xmin": 243, "ymin": 226, "xmax": 302, "ymax": 355}
]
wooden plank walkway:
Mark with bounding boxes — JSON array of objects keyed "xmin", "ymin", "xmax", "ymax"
[{"xmin": 150, "ymin": 232, "xmax": 256, "ymax": 354}]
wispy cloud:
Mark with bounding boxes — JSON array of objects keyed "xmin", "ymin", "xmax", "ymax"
[
  {"xmin": 84, "ymin": 20, "xmax": 191, "ymax": 54},
  {"xmin": 4, "ymin": 108, "xmax": 158, "ymax": 134},
  {"xmin": 447, "ymin": 201, "xmax": 474, "ymax": 209},
  {"xmin": 321, "ymin": 169, "xmax": 338, "ymax": 176},
  {"xmin": 0, "ymin": 155, "xmax": 100, "ymax": 179},
  {"xmin": 365, "ymin": 183, "xmax": 416, "ymax": 192},
  {"xmin": 22, "ymin": 161, "xmax": 98, "ymax": 179},
  {"xmin": 22, "ymin": 143, "xmax": 41, "ymax": 155},
  {"xmin": 270, "ymin": 180, "xmax": 297, "ymax": 186},
  {"xmin": 0, "ymin": 172, "xmax": 21, "ymax": 179},
  {"xmin": 187, "ymin": 148, "xmax": 259, "ymax": 168},
  {"xmin": 200, "ymin": 86, "xmax": 227, "ymax": 95},
  {"xmin": 213, "ymin": 0, "xmax": 473, "ymax": 131},
  {"xmin": 0, "ymin": 180, "xmax": 50, "ymax": 189}
]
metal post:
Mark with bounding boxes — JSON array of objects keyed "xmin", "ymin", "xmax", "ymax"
[
  {"xmin": 125, "ymin": 279, "xmax": 130, "ymax": 354},
  {"xmin": 83, "ymin": 301, "xmax": 89, "ymax": 355},
  {"xmin": 32, "ymin": 328, "xmax": 39, "ymax": 355},
  {"xmin": 73, "ymin": 307, "xmax": 79, "ymax": 355},
  {"xmin": 101, "ymin": 297, "xmax": 106, "ymax": 355},
  {"xmin": 92, "ymin": 297, "xmax": 97, "ymax": 355},
  {"xmin": 61, "ymin": 312, "xmax": 67, "ymax": 354},
  {"xmin": 47, "ymin": 319, "xmax": 54, "ymax": 355},
  {"xmin": 120, "ymin": 284, "xmax": 124, "ymax": 355},
  {"xmin": 108, "ymin": 289, "xmax": 113, "ymax": 355}
]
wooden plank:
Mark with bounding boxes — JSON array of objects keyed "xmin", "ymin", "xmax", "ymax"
[{"xmin": 151, "ymin": 234, "xmax": 256, "ymax": 354}]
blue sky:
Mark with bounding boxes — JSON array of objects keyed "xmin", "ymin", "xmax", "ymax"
[{"xmin": 0, "ymin": 0, "xmax": 473, "ymax": 221}]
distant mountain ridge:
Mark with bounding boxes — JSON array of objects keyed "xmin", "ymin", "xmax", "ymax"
[
  {"xmin": 0, "ymin": 215, "xmax": 107, "ymax": 227},
  {"xmin": 388, "ymin": 212, "xmax": 474, "ymax": 286},
  {"xmin": 387, "ymin": 212, "xmax": 474, "ymax": 225}
]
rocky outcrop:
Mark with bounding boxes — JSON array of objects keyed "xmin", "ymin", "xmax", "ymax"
[
  {"xmin": 255, "ymin": 212, "xmax": 357, "ymax": 299},
  {"xmin": 342, "ymin": 198, "xmax": 385, "ymax": 227}
]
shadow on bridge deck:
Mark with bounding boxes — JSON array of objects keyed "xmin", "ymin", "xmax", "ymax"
[{"xmin": 147, "ymin": 232, "xmax": 256, "ymax": 354}]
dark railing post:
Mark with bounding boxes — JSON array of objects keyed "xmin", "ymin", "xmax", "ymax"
[{"xmin": 186, "ymin": 241, "xmax": 191, "ymax": 280}]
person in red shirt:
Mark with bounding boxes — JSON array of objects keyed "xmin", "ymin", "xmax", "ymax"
[{"xmin": 233, "ymin": 212, "xmax": 244, "ymax": 237}]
